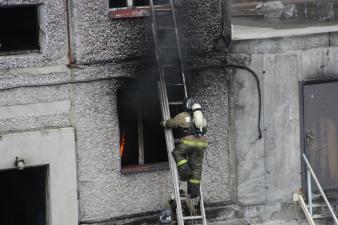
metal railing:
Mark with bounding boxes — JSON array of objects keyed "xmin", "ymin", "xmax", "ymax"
[{"xmin": 302, "ymin": 153, "xmax": 338, "ymax": 225}]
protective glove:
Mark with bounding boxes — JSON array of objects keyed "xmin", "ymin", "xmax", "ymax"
[{"xmin": 160, "ymin": 120, "xmax": 166, "ymax": 127}]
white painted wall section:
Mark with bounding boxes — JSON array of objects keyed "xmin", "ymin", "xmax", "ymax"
[{"xmin": 0, "ymin": 128, "xmax": 78, "ymax": 225}]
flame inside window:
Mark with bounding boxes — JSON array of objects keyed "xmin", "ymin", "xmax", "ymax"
[{"xmin": 120, "ymin": 133, "xmax": 126, "ymax": 158}]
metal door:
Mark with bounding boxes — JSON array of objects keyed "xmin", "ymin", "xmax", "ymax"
[{"xmin": 303, "ymin": 81, "xmax": 338, "ymax": 191}]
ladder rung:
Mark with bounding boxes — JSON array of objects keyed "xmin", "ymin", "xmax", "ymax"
[
  {"xmin": 160, "ymin": 45, "xmax": 178, "ymax": 49},
  {"xmin": 183, "ymin": 216, "xmax": 203, "ymax": 220},
  {"xmin": 166, "ymin": 83, "xmax": 184, "ymax": 86},
  {"xmin": 154, "ymin": 7, "xmax": 172, "ymax": 12},
  {"xmin": 163, "ymin": 64, "xmax": 178, "ymax": 68},
  {"xmin": 169, "ymin": 101, "xmax": 184, "ymax": 105},
  {"xmin": 157, "ymin": 26, "xmax": 175, "ymax": 30},
  {"xmin": 153, "ymin": 4, "xmax": 171, "ymax": 10},
  {"xmin": 312, "ymin": 214, "xmax": 331, "ymax": 219}
]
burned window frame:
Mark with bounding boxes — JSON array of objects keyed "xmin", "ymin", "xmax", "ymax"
[
  {"xmin": 117, "ymin": 82, "xmax": 169, "ymax": 173},
  {"xmin": 108, "ymin": 0, "xmax": 171, "ymax": 18}
]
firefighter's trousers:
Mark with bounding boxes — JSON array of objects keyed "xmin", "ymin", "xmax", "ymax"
[{"xmin": 172, "ymin": 143, "xmax": 205, "ymax": 198}]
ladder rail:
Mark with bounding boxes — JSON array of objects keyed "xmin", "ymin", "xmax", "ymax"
[
  {"xmin": 150, "ymin": 0, "xmax": 187, "ymax": 98},
  {"xmin": 297, "ymin": 193, "xmax": 316, "ymax": 225},
  {"xmin": 158, "ymin": 81, "xmax": 185, "ymax": 225},
  {"xmin": 149, "ymin": 4, "xmax": 184, "ymax": 223},
  {"xmin": 199, "ymin": 185, "xmax": 208, "ymax": 225},
  {"xmin": 167, "ymin": 0, "xmax": 188, "ymax": 98},
  {"xmin": 150, "ymin": 0, "xmax": 207, "ymax": 224},
  {"xmin": 302, "ymin": 153, "xmax": 338, "ymax": 225}
]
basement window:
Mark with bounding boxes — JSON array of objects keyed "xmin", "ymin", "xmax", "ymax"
[
  {"xmin": 0, "ymin": 166, "xmax": 47, "ymax": 225},
  {"xmin": 0, "ymin": 5, "xmax": 40, "ymax": 56},
  {"xmin": 117, "ymin": 81, "xmax": 169, "ymax": 173}
]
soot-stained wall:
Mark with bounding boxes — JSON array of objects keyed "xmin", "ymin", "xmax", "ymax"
[
  {"xmin": 70, "ymin": 0, "xmax": 154, "ymax": 64},
  {"xmin": 70, "ymin": 0, "xmax": 225, "ymax": 64},
  {"xmin": 1, "ymin": 0, "xmax": 234, "ymax": 224},
  {"xmin": 73, "ymin": 69, "xmax": 234, "ymax": 221}
]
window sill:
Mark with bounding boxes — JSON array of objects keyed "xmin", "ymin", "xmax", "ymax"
[
  {"xmin": 0, "ymin": 49, "xmax": 40, "ymax": 56},
  {"xmin": 121, "ymin": 162, "xmax": 169, "ymax": 174},
  {"xmin": 109, "ymin": 4, "xmax": 171, "ymax": 19},
  {"xmin": 232, "ymin": 18, "xmax": 338, "ymax": 40}
]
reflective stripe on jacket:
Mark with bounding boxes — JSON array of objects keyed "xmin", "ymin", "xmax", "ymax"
[{"xmin": 180, "ymin": 136, "xmax": 208, "ymax": 148}]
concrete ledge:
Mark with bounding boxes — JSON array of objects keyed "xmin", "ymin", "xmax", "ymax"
[
  {"xmin": 233, "ymin": 24, "xmax": 338, "ymax": 41},
  {"xmin": 0, "ymin": 100, "xmax": 70, "ymax": 119},
  {"xmin": 232, "ymin": 32, "xmax": 338, "ymax": 54},
  {"xmin": 80, "ymin": 204, "xmax": 243, "ymax": 225}
]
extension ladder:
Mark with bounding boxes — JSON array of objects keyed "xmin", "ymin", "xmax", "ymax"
[{"xmin": 149, "ymin": 0, "xmax": 207, "ymax": 224}]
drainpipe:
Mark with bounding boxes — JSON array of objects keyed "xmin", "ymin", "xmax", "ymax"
[
  {"xmin": 215, "ymin": 0, "xmax": 232, "ymax": 49},
  {"xmin": 64, "ymin": 0, "xmax": 75, "ymax": 65},
  {"xmin": 223, "ymin": 0, "xmax": 232, "ymax": 46}
]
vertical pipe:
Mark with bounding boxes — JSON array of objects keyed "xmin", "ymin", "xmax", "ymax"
[
  {"xmin": 222, "ymin": 0, "xmax": 232, "ymax": 48},
  {"xmin": 138, "ymin": 112, "xmax": 144, "ymax": 165},
  {"xmin": 64, "ymin": 0, "xmax": 75, "ymax": 65},
  {"xmin": 307, "ymin": 167, "xmax": 313, "ymax": 216}
]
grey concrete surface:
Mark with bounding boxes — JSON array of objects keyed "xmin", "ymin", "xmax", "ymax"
[
  {"xmin": 232, "ymin": 31, "xmax": 338, "ymax": 222},
  {"xmin": 0, "ymin": 65, "xmax": 72, "ymax": 133},
  {"xmin": 73, "ymin": 66, "xmax": 233, "ymax": 220},
  {"xmin": 2, "ymin": 0, "xmax": 338, "ymax": 224},
  {"xmin": 176, "ymin": 0, "xmax": 223, "ymax": 54},
  {"xmin": 233, "ymin": 23, "xmax": 338, "ymax": 41},
  {"xmin": 232, "ymin": 32, "xmax": 337, "ymax": 54},
  {"xmin": 189, "ymin": 68, "xmax": 234, "ymax": 203},
  {"xmin": 70, "ymin": 0, "xmax": 154, "ymax": 64},
  {"xmin": 70, "ymin": 0, "xmax": 223, "ymax": 64},
  {"xmin": 73, "ymin": 77, "xmax": 173, "ymax": 219}
]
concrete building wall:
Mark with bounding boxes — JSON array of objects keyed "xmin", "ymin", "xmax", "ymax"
[
  {"xmin": 0, "ymin": 0, "xmax": 234, "ymax": 224},
  {"xmin": 73, "ymin": 65, "xmax": 234, "ymax": 222},
  {"xmin": 231, "ymin": 32, "xmax": 338, "ymax": 222},
  {"xmin": 69, "ymin": 0, "xmax": 223, "ymax": 64},
  {"xmin": 69, "ymin": 0, "xmax": 154, "ymax": 64},
  {"xmin": 0, "ymin": 65, "xmax": 233, "ymax": 223}
]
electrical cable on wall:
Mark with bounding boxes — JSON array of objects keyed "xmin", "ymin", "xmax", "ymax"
[
  {"xmin": 0, "ymin": 63, "xmax": 262, "ymax": 139},
  {"xmin": 187, "ymin": 64, "xmax": 262, "ymax": 140},
  {"xmin": 225, "ymin": 64, "xmax": 262, "ymax": 139}
]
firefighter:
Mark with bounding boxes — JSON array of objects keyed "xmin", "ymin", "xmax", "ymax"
[{"xmin": 160, "ymin": 98, "xmax": 208, "ymax": 199}]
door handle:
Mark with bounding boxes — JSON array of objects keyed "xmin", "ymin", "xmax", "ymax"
[{"xmin": 306, "ymin": 130, "xmax": 314, "ymax": 146}]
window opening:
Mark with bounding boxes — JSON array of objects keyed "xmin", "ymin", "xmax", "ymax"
[
  {"xmin": 109, "ymin": 0, "xmax": 128, "ymax": 8},
  {"xmin": 0, "ymin": 166, "xmax": 47, "ymax": 225},
  {"xmin": 0, "ymin": 5, "xmax": 40, "ymax": 56},
  {"xmin": 133, "ymin": 0, "xmax": 149, "ymax": 7},
  {"xmin": 109, "ymin": 0, "xmax": 170, "ymax": 8},
  {"xmin": 117, "ymin": 81, "xmax": 169, "ymax": 170}
]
